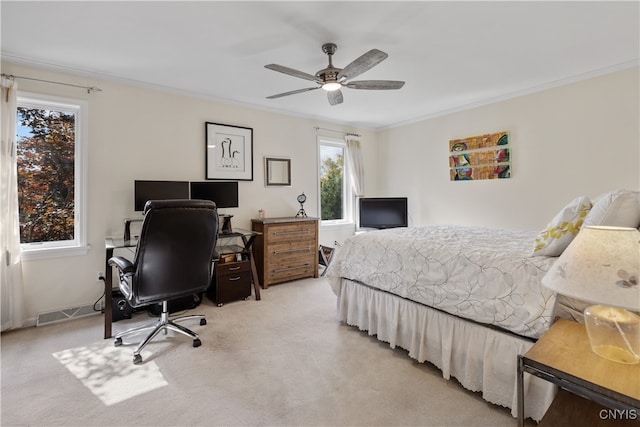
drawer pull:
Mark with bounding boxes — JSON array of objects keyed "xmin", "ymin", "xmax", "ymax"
[
  {"xmin": 272, "ymin": 247, "xmax": 311, "ymax": 255},
  {"xmin": 228, "ymin": 276, "xmax": 241, "ymax": 281},
  {"xmin": 228, "ymin": 266, "xmax": 241, "ymax": 271},
  {"xmin": 274, "ymin": 230, "xmax": 311, "ymax": 236},
  {"xmin": 273, "ymin": 263, "xmax": 311, "ymax": 273}
]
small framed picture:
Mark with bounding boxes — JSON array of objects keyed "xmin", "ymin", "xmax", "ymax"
[
  {"xmin": 265, "ymin": 156, "xmax": 291, "ymax": 186},
  {"xmin": 205, "ymin": 122, "xmax": 253, "ymax": 181}
]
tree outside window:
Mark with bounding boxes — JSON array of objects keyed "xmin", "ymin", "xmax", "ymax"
[
  {"xmin": 319, "ymin": 138, "xmax": 352, "ymax": 223},
  {"xmin": 15, "ymin": 93, "xmax": 87, "ymax": 259},
  {"xmin": 17, "ymin": 107, "xmax": 76, "ymax": 244}
]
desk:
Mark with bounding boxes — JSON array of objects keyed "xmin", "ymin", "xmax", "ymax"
[
  {"xmin": 517, "ymin": 319, "xmax": 640, "ymax": 426},
  {"xmin": 103, "ymin": 228, "xmax": 261, "ymax": 339}
]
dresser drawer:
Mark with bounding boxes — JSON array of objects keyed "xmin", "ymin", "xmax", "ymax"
[
  {"xmin": 267, "ymin": 241, "xmax": 315, "ymax": 259},
  {"xmin": 266, "ymin": 243, "xmax": 315, "ymax": 284},
  {"xmin": 267, "ymin": 261, "xmax": 316, "ymax": 284},
  {"xmin": 266, "ymin": 222, "xmax": 316, "ymax": 243}
]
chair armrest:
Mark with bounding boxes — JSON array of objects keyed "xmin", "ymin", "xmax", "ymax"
[{"xmin": 108, "ymin": 256, "xmax": 134, "ymax": 274}]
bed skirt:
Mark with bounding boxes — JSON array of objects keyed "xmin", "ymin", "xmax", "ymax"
[{"xmin": 336, "ymin": 278, "xmax": 557, "ymax": 421}]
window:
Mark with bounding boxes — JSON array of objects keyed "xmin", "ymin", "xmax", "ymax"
[
  {"xmin": 318, "ymin": 137, "xmax": 353, "ymax": 224},
  {"xmin": 16, "ymin": 92, "xmax": 88, "ymax": 259}
]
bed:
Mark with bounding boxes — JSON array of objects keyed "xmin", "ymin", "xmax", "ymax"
[
  {"xmin": 326, "ymin": 225, "xmax": 558, "ymax": 420},
  {"xmin": 326, "ymin": 190, "xmax": 640, "ymax": 421}
]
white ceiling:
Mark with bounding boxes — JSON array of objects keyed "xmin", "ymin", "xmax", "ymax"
[{"xmin": 1, "ymin": 1, "xmax": 638, "ymax": 130}]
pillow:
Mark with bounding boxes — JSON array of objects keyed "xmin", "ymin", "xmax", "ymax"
[
  {"xmin": 531, "ymin": 196, "xmax": 592, "ymax": 257},
  {"xmin": 583, "ymin": 190, "xmax": 640, "ymax": 228}
]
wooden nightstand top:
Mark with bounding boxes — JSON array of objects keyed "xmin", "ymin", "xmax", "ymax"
[{"xmin": 524, "ymin": 318, "xmax": 640, "ymax": 401}]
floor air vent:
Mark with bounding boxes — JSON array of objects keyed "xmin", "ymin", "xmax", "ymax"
[{"xmin": 36, "ymin": 305, "xmax": 98, "ymax": 326}]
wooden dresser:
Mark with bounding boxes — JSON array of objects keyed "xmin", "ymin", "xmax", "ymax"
[{"xmin": 251, "ymin": 217, "xmax": 319, "ymax": 288}]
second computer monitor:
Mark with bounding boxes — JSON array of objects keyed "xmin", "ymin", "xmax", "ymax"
[{"xmin": 189, "ymin": 181, "xmax": 239, "ymax": 208}]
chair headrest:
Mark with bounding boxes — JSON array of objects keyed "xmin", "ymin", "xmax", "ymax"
[{"xmin": 143, "ymin": 199, "xmax": 216, "ymax": 215}]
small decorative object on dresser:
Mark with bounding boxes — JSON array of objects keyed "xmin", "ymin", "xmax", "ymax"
[
  {"xmin": 295, "ymin": 192, "xmax": 307, "ymax": 218},
  {"xmin": 251, "ymin": 217, "xmax": 319, "ymax": 288}
]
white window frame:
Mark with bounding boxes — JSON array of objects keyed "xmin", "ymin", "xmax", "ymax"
[
  {"xmin": 17, "ymin": 92, "xmax": 89, "ymax": 260},
  {"xmin": 317, "ymin": 136, "xmax": 354, "ymax": 226}
]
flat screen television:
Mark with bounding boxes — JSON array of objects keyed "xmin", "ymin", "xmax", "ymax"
[
  {"xmin": 189, "ymin": 181, "xmax": 239, "ymax": 208},
  {"xmin": 134, "ymin": 180, "xmax": 190, "ymax": 211},
  {"xmin": 358, "ymin": 197, "xmax": 408, "ymax": 229}
]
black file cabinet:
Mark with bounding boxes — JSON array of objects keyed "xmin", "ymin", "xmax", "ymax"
[{"xmin": 207, "ymin": 257, "xmax": 251, "ymax": 306}]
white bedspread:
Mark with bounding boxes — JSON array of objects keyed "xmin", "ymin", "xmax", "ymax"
[{"xmin": 326, "ymin": 225, "xmax": 558, "ymax": 339}]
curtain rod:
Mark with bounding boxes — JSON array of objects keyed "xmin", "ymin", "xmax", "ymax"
[
  {"xmin": 314, "ymin": 126, "xmax": 360, "ymax": 137},
  {"xmin": 1, "ymin": 73, "xmax": 102, "ymax": 94}
]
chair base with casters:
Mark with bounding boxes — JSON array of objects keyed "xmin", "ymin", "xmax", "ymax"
[{"xmin": 114, "ymin": 300, "xmax": 206, "ymax": 365}]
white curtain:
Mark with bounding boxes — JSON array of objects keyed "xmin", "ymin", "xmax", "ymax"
[
  {"xmin": 1, "ymin": 77, "xmax": 26, "ymax": 331},
  {"xmin": 345, "ymin": 134, "xmax": 364, "ymax": 197}
]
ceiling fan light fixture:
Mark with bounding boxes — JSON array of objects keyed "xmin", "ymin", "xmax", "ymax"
[
  {"xmin": 265, "ymin": 43, "xmax": 404, "ymax": 104},
  {"xmin": 322, "ymin": 82, "xmax": 341, "ymax": 91}
]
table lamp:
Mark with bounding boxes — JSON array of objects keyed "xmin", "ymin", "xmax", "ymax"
[{"xmin": 542, "ymin": 226, "xmax": 640, "ymax": 364}]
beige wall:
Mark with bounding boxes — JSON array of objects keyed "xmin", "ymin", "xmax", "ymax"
[
  {"xmin": 2, "ymin": 62, "xmax": 376, "ymax": 323},
  {"xmin": 3, "ymin": 61, "xmax": 639, "ymax": 323},
  {"xmin": 376, "ymin": 67, "xmax": 639, "ymax": 231}
]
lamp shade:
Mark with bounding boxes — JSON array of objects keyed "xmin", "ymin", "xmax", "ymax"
[{"xmin": 541, "ymin": 226, "xmax": 640, "ymax": 312}]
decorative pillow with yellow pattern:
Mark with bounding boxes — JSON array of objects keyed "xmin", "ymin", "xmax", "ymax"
[{"xmin": 531, "ymin": 196, "xmax": 592, "ymax": 257}]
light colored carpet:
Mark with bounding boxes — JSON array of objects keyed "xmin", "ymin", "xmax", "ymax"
[
  {"xmin": 53, "ymin": 342, "xmax": 167, "ymax": 406},
  {"xmin": 1, "ymin": 277, "xmax": 533, "ymax": 426}
]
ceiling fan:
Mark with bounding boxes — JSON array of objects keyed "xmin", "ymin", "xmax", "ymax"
[{"xmin": 265, "ymin": 43, "xmax": 405, "ymax": 106}]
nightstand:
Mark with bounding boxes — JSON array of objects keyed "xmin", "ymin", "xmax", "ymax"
[{"xmin": 517, "ymin": 318, "xmax": 640, "ymax": 426}]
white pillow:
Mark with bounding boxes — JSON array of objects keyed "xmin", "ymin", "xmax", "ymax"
[
  {"xmin": 531, "ymin": 196, "xmax": 592, "ymax": 257},
  {"xmin": 584, "ymin": 190, "xmax": 640, "ymax": 228}
]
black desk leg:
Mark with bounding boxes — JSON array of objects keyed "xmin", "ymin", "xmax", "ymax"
[
  {"xmin": 517, "ymin": 355, "xmax": 525, "ymax": 427},
  {"xmin": 104, "ymin": 247, "xmax": 113, "ymax": 339},
  {"xmin": 241, "ymin": 235, "xmax": 261, "ymax": 301}
]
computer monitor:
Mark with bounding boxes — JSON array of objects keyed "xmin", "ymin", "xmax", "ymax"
[
  {"xmin": 189, "ymin": 181, "xmax": 239, "ymax": 208},
  {"xmin": 134, "ymin": 180, "xmax": 190, "ymax": 211}
]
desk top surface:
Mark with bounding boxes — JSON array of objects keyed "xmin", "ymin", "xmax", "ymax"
[{"xmin": 106, "ymin": 228, "xmax": 258, "ymax": 249}]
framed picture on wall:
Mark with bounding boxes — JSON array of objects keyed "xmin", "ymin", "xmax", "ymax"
[
  {"xmin": 264, "ymin": 156, "xmax": 291, "ymax": 186},
  {"xmin": 449, "ymin": 131, "xmax": 510, "ymax": 181},
  {"xmin": 205, "ymin": 122, "xmax": 253, "ymax": 180}
]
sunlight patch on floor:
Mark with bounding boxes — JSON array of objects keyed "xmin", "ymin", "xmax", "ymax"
[{"xmin": 53, "ymin": 342, "xmax": 168, "ymax": 406}]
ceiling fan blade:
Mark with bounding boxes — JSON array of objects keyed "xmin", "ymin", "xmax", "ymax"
[
  {"xmin": 327, "ymin": 89, "xmax": 343, "ymax": 106},
  {"xmin": 337, "ymin": 49, "xmax": 388, "ymax": 80},
  {"xmin": 265, "ymin": 64, "xmax": 318, "ymax": 82},
  {"xmin": 345, "ymin": 80, "xmax": 405, "ymax": 90},
  {"xmin": 266, "ymin": 87, "xmax": 320, "ymax": 99}
]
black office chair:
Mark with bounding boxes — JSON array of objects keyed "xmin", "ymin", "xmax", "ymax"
[{"xmin": 109, "ymin": 199, "xmax": 219, "ymax": 364}]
